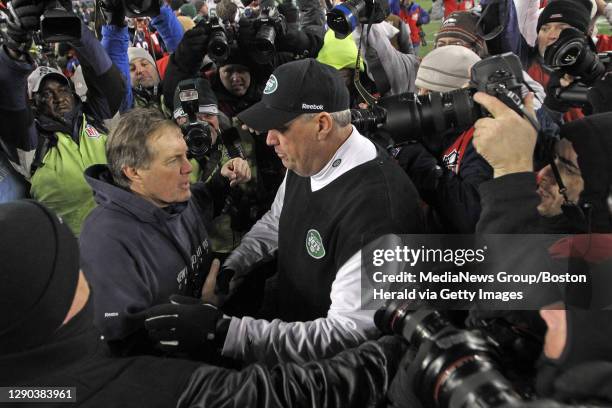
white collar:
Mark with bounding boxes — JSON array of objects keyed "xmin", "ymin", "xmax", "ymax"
[{"xmin": 310, "ymin": 126, "xmax": 377, "ymax": 192}]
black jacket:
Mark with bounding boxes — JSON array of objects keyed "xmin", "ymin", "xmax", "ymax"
[{"xmin": 0, "ymin": 300, "xmax": 407, "ymax": 408}]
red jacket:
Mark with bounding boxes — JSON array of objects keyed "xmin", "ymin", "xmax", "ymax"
[
  {"xmin": 444, "ymin": 0, "xmax": 474, "ymax": 18},
  {"xmin": 596, "ymin": 34, "xmax": 612, "ymax": 53}
]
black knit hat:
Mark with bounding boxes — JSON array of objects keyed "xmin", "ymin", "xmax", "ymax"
[
  {"xmin": 435, "ymin": 11, "xmax": 488, "ymax": 58},
  {"xmin": 0, "ymin": 200, "xmax": 80, "ymax": 355},
  {"xmin": 537, "ymin": 0, "xmax": 591, "ymax": 34}
]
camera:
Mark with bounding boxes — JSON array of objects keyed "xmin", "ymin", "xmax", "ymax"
[
  {"xmin": 376, "ymin": 302, "xmax": 543, "ymax": 408},
  {"xmin": 544, "ymin": 27, "xmax": 611, "ymax": 86},
  {"xmin": 1, "ymin": 0, "xmax": 81, "ymax": 45},
  {"xmin": 201, "ymin": 16, "xmax": 232, "ymax": 64},
  {"xmin": 122, "ymin": 0, "xmax": 160, "ymax": 17},
  {"xmin": 178, "ymin": 82, "xmax": 214, "ymax": 161},
  {"xmin": 250, "ymin": 6, "xmax": 285, "ymax": 64},
  {"xmin": 351, "ymin": 53, "xmax": 525, "ymax": 146},
  {"xmin": 544, "ymin": 27, "xmax": 611, "ymax": 107},
  {"xmin": 326, "ymin": 0, "xmax": 389, "ymax": 39}
]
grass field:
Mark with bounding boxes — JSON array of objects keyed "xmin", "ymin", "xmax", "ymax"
[{"xmin": 415, "ymin": 0, "xmax": 612, "ymax": 58}]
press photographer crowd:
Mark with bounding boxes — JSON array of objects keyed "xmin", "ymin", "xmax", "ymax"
[{"xmin": 1, "ymin": 0, "xmax": 612, "ymax": 405}]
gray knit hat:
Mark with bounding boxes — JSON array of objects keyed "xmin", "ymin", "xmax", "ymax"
[
  {"xmin": 127, "ymin": 47, "xmax": 156, "ymax": 68},
  {"xmin": 416, "ymin": 45, "xmax": 481, "ymax": 93}
]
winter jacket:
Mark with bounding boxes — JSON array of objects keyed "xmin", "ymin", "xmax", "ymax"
[
  {"xmin": 0, "ymin": 22, "xmax": 124, "ymax": 235},
  {"xmin": 102, "ymin": 5, "xmax": 183, "ymax": 111},
  {"xmin": 80, "ymin": 164, "xmax": 229, "ymax": 343},
  {"xmin": 0, "ymin": 299, "xmax": 407, "ymax": 408},
  {"xmin": 353, "ymin": 22, "xmax": 420, "ymax": 96}
]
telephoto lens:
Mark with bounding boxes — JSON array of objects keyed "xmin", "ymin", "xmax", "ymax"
[{"xmin": 375, "ymin": 302, "xmax": 524, "ymax": 408}]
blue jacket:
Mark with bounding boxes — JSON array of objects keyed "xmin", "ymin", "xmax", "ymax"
[{"xmin": 80, "ymin": 164, "xmax": 214, "ymax": 342}]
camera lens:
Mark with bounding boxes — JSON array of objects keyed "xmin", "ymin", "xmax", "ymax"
[
  {"xmin": 326, "ymin": 0, "xmax": 365, "ymax": 39},
  {"xmin": 184, "ymin": 125, "xmax": 213, "ymax": 160},
  {"xmin": 209, "ymin": 30, "xmax": 230, "ymax": 63}
]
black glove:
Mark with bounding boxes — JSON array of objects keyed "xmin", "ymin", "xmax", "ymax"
[
  {"xmin": 173, "ymin": 25, "xmax": 210, "ymax": 73},
  {"xmin": 543, "ymin": 71, "xmax": 573, "ymax": 113},
  {"xmin": 3, "ymin": 0, "xmax": 44, "ymax": 51},
  {"xmin": 100, "ymin": 0, "xmax": 126, "ymax": 27},
  {"xmin": 143, "ymin": 294, "xmax": 226, "ymax": 357},
  {"xmin": 277, "ymin": 0, "xmax": 299, "ymax": 24},
  {"xmin": 395, "ymin": 142, "xmax": 442, "ymax": 193}
]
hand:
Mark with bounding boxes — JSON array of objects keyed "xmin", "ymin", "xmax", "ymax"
[
  {"xmin": 544, "ymin": 71, "xmax": 574, "ymax": 113},
  {"xmin": 8, "ymin": 0, "xmax": 44, "ymax": 31},
  {"xmin": 174, "ymin": 25, "xmax": 210, "ymax": 71},
  {"xmin": 473, "ymin": 92, "xmax": 536, "ymax": 179},
  {"xmin": 2, "ymin": 0, "xmax": 44, "ymax": 51},
  {"xmin": 395, "ymin": 142, "xmax": 442, "ymax": 192},
  {"xmin": 200, "ymin": 259, "xmax": 227, "ymax": 306},
  {"xmin": 100, "ymin": 0, "xmax": 126, "ymax": 26},
  {"xmin": 143, "ymin": 293, "xmax": 223, "ymax": 356},
  {"xmin": 221, "ymin": 157, "xmax": 251, "ymax": 187},
  {"xmin": 595, "ymin": 0, "xmax": 608, "ymax": 16}
]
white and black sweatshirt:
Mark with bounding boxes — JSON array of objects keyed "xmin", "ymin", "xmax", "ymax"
[{"xmin": 222, "ymin": 127, "xmax": 425, "ymax": 366}]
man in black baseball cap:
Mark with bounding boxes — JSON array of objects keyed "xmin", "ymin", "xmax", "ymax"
[
  {"xmin": 142, "ymin": 58, "xmax": 425, "ymax": 365},
  {"xmin": 238, "ymin": 58, "xmax": 350, "ymax": 133}
]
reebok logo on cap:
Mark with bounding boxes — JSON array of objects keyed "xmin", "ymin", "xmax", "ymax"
[{"xmin": 302, "ymin": 103, "xmax": 324, "ymax": 110}]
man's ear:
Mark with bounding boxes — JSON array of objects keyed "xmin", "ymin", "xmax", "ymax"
[
  {"xmin": 316, "ymin": 112, "xmax": 334, "ymax": 141},
  {"xmin": 123, "ymin": 166, "xmax": 142, "ymax": 185}
]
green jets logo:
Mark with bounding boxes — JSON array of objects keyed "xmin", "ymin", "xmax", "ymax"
[
  {"xmin": 264, "ymin": 75, "xmax": 278, "ymax": 94},
  {"xmin": 306, "ymin": 229, "xmax": 325, "ymax": 259}
]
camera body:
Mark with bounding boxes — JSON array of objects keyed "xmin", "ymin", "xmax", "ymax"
[
  {"xmin": 177, "ymin": 82, "xmax": 214, "ymax": 161},
  {"xmin": 544, "ymin": 27, "xmax": 612, "ymax": 107},
  {"xmin": 250, "ymin": 6, "xmax": 285, "ymax": 64},
  {"xmin": 326, "ymin": 0, "xmax": 389, "ymax": 39},
  {"xmin": 201, "ymin": 16, "xmax": 232, "ymax": 64},
  {"xmin": 376, "ymin": 303, "xmax": 544, "ymax": 408},
  {"xmin": 351, "ymin": 53, "xmax": 525, "ymax": 147}
]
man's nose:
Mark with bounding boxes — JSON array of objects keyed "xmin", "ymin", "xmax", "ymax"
[
  {"xmin": 181, "ymin": 157, "xmax": 193, "ymax": 175},
  {"xmin": 266, "ymin": 130, "xmax": 278, "ymax": 146}
]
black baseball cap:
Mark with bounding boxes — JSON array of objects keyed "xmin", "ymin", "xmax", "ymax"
[{"xmin": 238, "ymin": 59, "xmax": 350, "ymax": 132}]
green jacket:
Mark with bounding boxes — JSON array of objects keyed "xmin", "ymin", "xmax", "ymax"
[{"xmin": 30, "ymin": 115, "xmax": 107, "ymax": 235}]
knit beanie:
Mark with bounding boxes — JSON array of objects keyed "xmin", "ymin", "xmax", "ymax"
[
  {"xmin": 180, "ymin": 3, "xmax": 197, "ymax": 17},
  {"xmin": 317, "ymin": 29, "xmax": 365, "ymax": 71},
  {"xmin": 0, "ymin": 200, "xmax": 80, "ymax": 355},
  {"xmin": 416, "ymin": 45, "xmax": 481, "ymax": 92},
  {"xmin": 127, "ymin": 46, "xmax": 156, "ymax": 68},
  {"xmin": 537, "ymin": 0, "xmax": 591, "ymax": 34},
  {"xmin": 435, "ymin": 11, "xmax": 488, "ymax": 58}
]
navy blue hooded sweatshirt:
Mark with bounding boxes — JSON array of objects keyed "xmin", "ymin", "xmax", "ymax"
[{"xmin": 80, "ymin": 164, "xmax": 215, "ymax": 344}]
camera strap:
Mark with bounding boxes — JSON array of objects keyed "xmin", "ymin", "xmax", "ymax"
[
  {"xmin": 546, "ymin": 147, "xmax": 591, "ymax": 232},
  {"xmin": 353, "ymin": 20, "xmax": 378, "ymax": 107}
]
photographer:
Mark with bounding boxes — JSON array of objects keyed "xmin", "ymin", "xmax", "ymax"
[
  {"xmin": 172, "ymin": 77, "xmax": 256, "ymax": 255},
  {"xmin": 100, "ymin": 0, "xmax": 184, "ymax": 113},
  {"xmin": 526, "ymin": 0, "xmax": 593, "ymax": 123},
  {"xmin": 0, "ymin": 0, "xmax": 124, "ymax": 235},
  {"xmin": 395, "ymin": 45, "xmax": 491, "ymax": 233}
]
